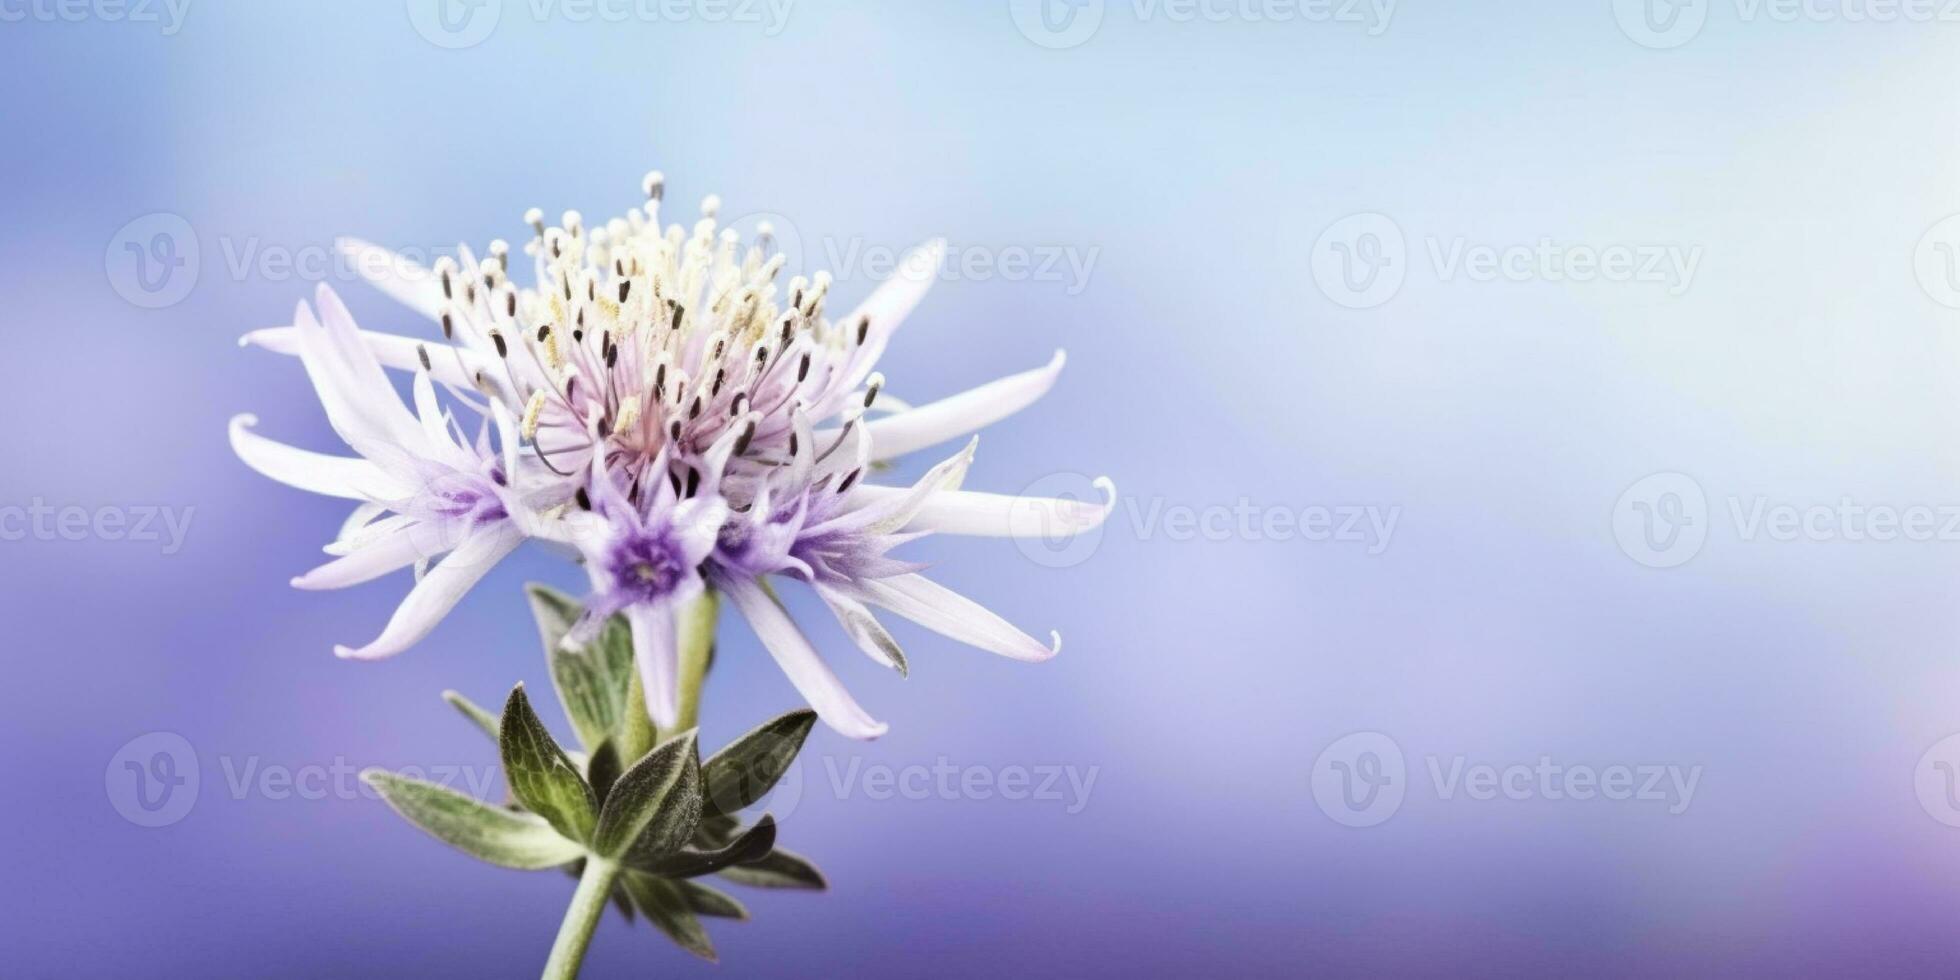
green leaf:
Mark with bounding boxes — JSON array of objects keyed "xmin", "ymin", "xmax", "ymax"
[
  {"xmin": 498, "ymin": 684, "xmax": 598, "ymax": 845},
  {"xmin": 586, "ymin": 739, "xmax": 624, "ymax": 807},
  {"xmin": 674, "ymin": 880, "xmax": 748, "ymax": 920},
  {"xmin": 362, "ymin": 770, "xmax": 582, "ymax": 871},
  {"xmin": 701, "ymin": 709, "xmax": 817, "ymax": 818},
  {"xmin": 528, "ymin": 584, "xmax": 636, "ymax": 754},
  {"xmin": 612, "ymin": 884, "xmax": 637, "ymax": 923},
  {"xmin": 621, "ymin": 872, "xmax": 717, "ymax": 962},
  {"xmin": 636, "ymin": 815, "xmax": 777, "ymax": 879},
  {"xmin": 594, "ymin": 731, "xmax": 702, "ymax": 861},
  {"xmin": 694, "ymin": 812, "xmax": 740, "ymax": 845},
  {"xmin": 442, "ymin": 689, "xmax": 502, "ymax": 742},
  {"xmin": 715, "ymin": 847, "xmax": 828, "ymax": 891}
]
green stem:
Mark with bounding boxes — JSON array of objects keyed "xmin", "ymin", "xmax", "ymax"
[
  {"xmin": 541, "ymin": 858, "xmax": 619, "ymax": 980},
  {"xmin": 672, "ymin": 589, "xmax": 719, "ymax": 735},
  {"xmin": 620, "ymin": 590, "xmax": 719, "ymax": 763}
]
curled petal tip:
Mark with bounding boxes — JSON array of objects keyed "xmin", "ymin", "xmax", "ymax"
[
  {"xmin": 335, "ymin": 641, "xmax": 401, "ymax": 662},
  {"xmin": 1049, "ymin": 349, "xmax": 1068, "ymax": 371},
  {"xmin": 1091, "ymin": 476, "xmax": 1119, "ymax": 517},
  {"xmin": 1049, "ymin": 631, "xmax": 1064, "ymax": 658},
  {"xmin": 229, "ymin": 413, "xmax": 260, "ymax": 430}
]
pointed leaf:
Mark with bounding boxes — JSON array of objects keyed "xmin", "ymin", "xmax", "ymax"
[
  {"xmin": 674, "ymin": 880, "xmax": 749, "ymax": 920},
  {"xmin": 362, "ymin": 770, "xmax": 582, "ymax": 870},
  {"xmin": 693, "ymin": 812, "xmax": 741, "ymax": 848},
  {"xmin": 595, "ymin": 731, "xmax": 702, "ymax": 860},
  {"xmin": 702, "ymin": 709, "xmax": 817, "ymax": 818},
  {"xmin": 498, "ymin": 684, "xmax": 598, "ymax": 845},
  {"xmin": 636, "ymin": 815, "xmax": 778, "ymax": 879},
  {"xmin": 442, "ymin": 689, "xmax": 501, "ymax": 742},
  {"xmin": 621, "ymin": 872, "xmax": 717, "ymax": 962},
  {"xmin": 715, "ymin": 847, "xmax": 828, "ymax": 891},
  {"xmin": 587, "ymin": 739, "xmax": 624, "ymax": 807},
  {"xmin": 528, "ymin": 583, "xmax": 636, "ymax": 753}
]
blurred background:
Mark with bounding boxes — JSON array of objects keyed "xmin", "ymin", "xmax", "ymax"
[{"xmin": 7, "ymin": 0, "xmax": 1960, "ymax": 975}]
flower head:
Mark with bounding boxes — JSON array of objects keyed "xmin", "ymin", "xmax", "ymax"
[{"xmin": 237, "ymin": 172, "xmax": 1114, "ymax": 737}]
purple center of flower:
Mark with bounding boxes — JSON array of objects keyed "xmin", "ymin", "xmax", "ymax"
[
  {"xmin": 418, "ymin": 475, "xmax": 508, "ymax": 528},
  {"xmin": 607, "ymin": 530, "xmax": 687, "ymax": 604}
]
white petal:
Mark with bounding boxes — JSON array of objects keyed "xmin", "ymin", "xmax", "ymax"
[
  {"xmin": 819, "ymin": 239, "xmax": 945, "ymax": 412},
  {"xmin": 627, "ymin": 604, "xmax": 680, "ymax": 729},
  {"xmin": 813, "ymin": 582, "xmax": 907, "ymax": 675},
  {"xmin": 853, "ymin": 573, "xmax": 1060, "ymax": 663},
  {"xmin": 241, "ymin": 325, "xmax": 489, "ymax": 390},
  {"xmin": 848, "ymin": 239, "xmax": 943, "ymax": 344},
  {"xmin": 327, "ymin": 510, "xmax": 413, "ymax": 556},
  {"xmin": 336, "ymin": 237, "xmax": 447, "ymax": 321},
  {"xmin": 293, "ymin": 522, "xmax": 452, "ymax": 591},
  {"xmin": 229, "ymin": 415, "xmax": 409, "ymax": 501},
  {"xmin": 289, "ymin": 294, "xmax": 425, "ymax": 463},
  {"xmin": 856, "ymin": 437, "xmax": 976, "ymax": 535},
  {"xmin": 854, "ymin": 350, "xmax": 1066, "ymax": 463},
  {"xmin": 722, "ymin": 577, "xmax": 889, "ymax": 740},
  {"xmin": 856, "ymin": 476, "xmax": 1117, "ymax": 538},
  {"xmin": 334, "ymin": 522, "xmax": 522, "ymax": 660}
]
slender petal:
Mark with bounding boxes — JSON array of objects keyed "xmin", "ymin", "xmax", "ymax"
[
  {"xmin": 336, "ymin": 237, "xmax": 447, "ymax": 321},
  {"xmin": 628, "ymin": 603, "xmax": 681, "ymax": 729},
  {"xmin": 813, "ymin": 581, "xmax": 907, "ymax": 676},
  {"xmin": 853, "ymin": 477, "xmax": 1118, "ymax": 538},
  {"xmin": 240, "ymin": 325, "xmax": 488, "ymax": 390},
  {"xmin": 229, "ymin": 415, "xmax": 408, "ymax": 501},
  {"xmin": 854, "ymin": 351, "xmax": 1066, "ymax": 462},
  {"xmin": 853, "ymin": 573, "xmax": 1060, "ymax": 663},
  {"xmin": 292, "ymin": 522, "xmax": 448, "ymax": 591},
  {"xmin": 820, "ymin": 240, "xmax": 945, "ymax": 411},
  {"xmin": 334, "ymin": 522, "xmax": 523, "ymax": 660},
  {"xmin": 722, "ymin": 577, "xmax": 889, "ymax": 739}
]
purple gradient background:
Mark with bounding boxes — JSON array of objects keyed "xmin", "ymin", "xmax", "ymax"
[{"xmin": 9, "ymin": 1, "xmax": 1960, "ymax": 976}]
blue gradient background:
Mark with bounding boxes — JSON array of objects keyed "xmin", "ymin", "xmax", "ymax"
[{"xmin": 8, "ymin": 1, "xmax": 1960, "ymax": 975}]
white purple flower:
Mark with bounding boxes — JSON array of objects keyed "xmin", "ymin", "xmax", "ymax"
[{"xmin": 235, "ymin": 173, "xmax": 1114, "ymax": 738}]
